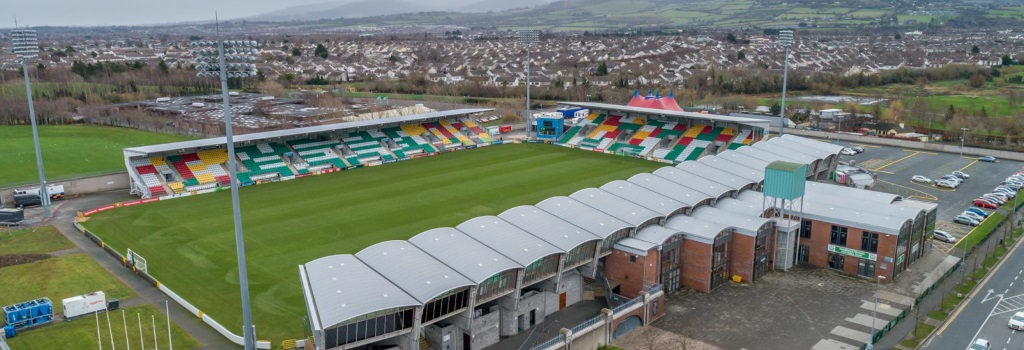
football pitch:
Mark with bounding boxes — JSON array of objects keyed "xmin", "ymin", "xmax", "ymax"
[
  {"xmin": 83, "ymin": 143, "xmax": 664, "ymax": 343},
  {"xmin": 0, "ymin": 125, "xmax": 193, "ymax": 187}
]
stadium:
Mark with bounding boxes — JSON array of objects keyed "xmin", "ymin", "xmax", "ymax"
[{"xmin": 76, "ymin": 100, "xmax": 936, "ymax": 350}]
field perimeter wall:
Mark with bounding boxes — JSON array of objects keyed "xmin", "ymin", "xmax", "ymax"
[
  {"xmin": 779, "ymin": 128, "xmax": 1024, "ymax": 161},
  {"xmin": 1, "ymin": 172, "xmax": 129, "ymax": 206}
]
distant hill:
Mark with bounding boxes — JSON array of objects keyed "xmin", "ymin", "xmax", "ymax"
[{"xmin": 248, "ymin": 0, "xmax": 555, "ymax": 21}]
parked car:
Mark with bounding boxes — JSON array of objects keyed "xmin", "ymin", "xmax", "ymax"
[
  {"xmin": 981, "ymin": 195, "xmax": 1007, "ymax": 205},
  {"xmin": 851, "ymin": 146, "xmax": 865, "ymax": 153},
  {"xmin": 974, "ymin": 199, "xmax": 998, "ymax": 209},
  {"xmin": 932, "ymin": 230, "xmax": 957, "ymax": 243},
  {"xmin": 911, "ymin": 175, "xmax": 932, "ymax": 184},
  {"xmin": 939, "ymin": 176, "xmax": 962, "ymax": 185},
  {"xmin": 993, "ymin": 188, "xmax": 1016, "ymax": 198},
  {"xmin": 934, "ymin": 180, "xmax": 957, "ymax": 189},
  {"xmin": 979, "ymin": 156, "xmax": 997, "ymax": 162},
  {"xmin": 951, "ymin": 171, "xmax": 970, "ymax": 180},
  {"xmin": 961, "ymin": 211, "xmax": 985, "ymax": 222},
  {"xmin": 1010, "ymin": 312, "xmax": 1024, "ymax": 331},
  {"xmin": 955, "ymin": 215, "xmax": 981, "ymax": 226},
  {"xmin": 970, "ymin": 339, "xmax": 990, "ymax": 350},
  {"xmin": 985, "ymin": 192, "xmax": 1009, "ymax": 202},
  {"xmin": 840, "ymin": 148, "xmax": 857, "ymax": 155},
  {"xmin": 966, "ymin": 207, "xmax": 990, "ymax": 217}
]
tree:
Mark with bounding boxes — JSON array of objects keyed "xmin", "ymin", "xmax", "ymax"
[
  {"xmin": 292, "ymin": 48, "xmax": 302, "ymax": 57},
  {"xmin": 969, "ymin": 73, "xmax": 986, "ymax": 88},
  {"xmin": 1003, "ymin": 54, "xmax": 1014, "ymax": 67},
  {"xmin": 737, "ymin": 50, "xmax": 746, "ymax": 60},
  {"xmin": 725, "ymin": 33, "xmax": 737, "ymax": 44},
  {"xmin": 769, "ymin": 102, "xmax": 781, "ymax": 116},
  {"xmin": 36, "ymin": 63, "xmax": 45, "ymax": 71},
  {"xmin": 314, "ymin": 44, "xmax": 329, "ymax": 59},
  {"xmin": 596, "ymin": 61, "xmax": 609, "ymax": 76},
  {"xmin": 971, "ymin": 45, "xmax": 980, "ymax": 54},
  {"xmin": 157, "ymin": 59, "xmax": 170, "ymax": 75}
]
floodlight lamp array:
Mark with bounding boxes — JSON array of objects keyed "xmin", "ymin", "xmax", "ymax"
[
  {"xmin": 190, "ymin": 40, "xmax": 260, "ymax": 79},
  {"xmin": 779, "ymin": 30, "xmax": 794, "ymax": 48},
  {"xmin": 12, "ymin": 29, "xmax": 40, "ymax": 59}
]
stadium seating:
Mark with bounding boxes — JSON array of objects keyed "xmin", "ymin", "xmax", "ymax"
[
  {"xmin": 457, "ymin": 118, "xmax": 496, "ymax": 143},
  {"xmin": 557, "ymin": 113, "xmax": 602, "ymax": 145},
  {"xmin": 287, "ymin": 139, "xmax": 346, "ymax": 173},
  {"xmin": 235, "ymin": 142, "xmax": 295, "ymax": 184},
  {"xmin": 130, "ymin": 158, "xmax": 168, "ymax": 196},
  {"xmin": 661, "ymin": 124, "xmax": 713, "ymax": 162},
  {"xmin": 728, "ymin": 129, "xmax": 754, "ymax": 150},
  {"xmin": 571, "ymin": 115, "xmax": 645, "ymax": 151},
  {"xmin": 421, "ymin": 120, "xmax": 470, "ymax": 147},
  {"xmin": 340, "ymin": 130, "xmax": 395, "ymax": 166},
  {"xmin": 382, "ymin": 127, "xmax": 437, "ymax": 159},
  {"xmin": 440, "ymin": 119, "xmax": 475, "ymax": 146}
]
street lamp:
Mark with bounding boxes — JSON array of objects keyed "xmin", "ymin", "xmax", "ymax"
[
  {"xmin": 518, "ymin": 30, "xmax": 539, "ymax": 139},
  {"xmin": 868, "ymin": 275, "xmax": 886, "ymax": 350},
  {"xmin": 778, "ymin": 29, "xmax": 794, "ymax": 136},
  {"xmin": 191, "ymin": 38, "xmax": 260, "ymax": 350},
  {"xmin": 12, "ymin": 28, "xmax": 51, "ymax": 218},
  {"xmin": 960, "ymin": 127, "xmax": 969, "ymax": 158}
]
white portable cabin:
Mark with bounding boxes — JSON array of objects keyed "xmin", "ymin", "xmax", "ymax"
[{"xmin": 62, "ymin": 291, "xmax": 106, "ymax": 319}]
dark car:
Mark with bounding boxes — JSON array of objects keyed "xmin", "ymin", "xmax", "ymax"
[
  {"xmin": 979, "ymin": 156, "xmax": 997, "ymax": 162},
  {"xmin": 13, "ymin": 194, "xmax": 41, "ymax": 208}
]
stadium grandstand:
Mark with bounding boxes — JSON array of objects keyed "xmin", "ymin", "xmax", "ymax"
[
  {"xmin": 298, "ymin": 131, "xmax": 936, "ymax": 350},
  {"xmin": 554, "ymin": 101, "xmax": 769, "ymax": 163},
  {"xmin": 122, "ymin": 109, "xmax": 494, "ymax": 198}
]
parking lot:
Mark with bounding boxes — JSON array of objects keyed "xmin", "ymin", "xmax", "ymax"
[{"xmin": 832, "ymin": 140, "xmax": 1022, "ymax": 254}]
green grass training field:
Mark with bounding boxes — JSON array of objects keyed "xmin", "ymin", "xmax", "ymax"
[
  {"xmin": 83, "ymin": 143, "xmax": 665, "ymax": 343},
  {"xmin": 0, "ymin": 125, "xmax": 193, "ymax": 187}
]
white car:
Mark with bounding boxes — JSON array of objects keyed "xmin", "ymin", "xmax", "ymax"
[
  {"xmin": 840, "ymin": 148, "xmax": 857, "ymax": 155},
  {"xmin": 961, "ymin": 211, "xmax": 985, "ymax": 222},
  {"xmin": 1010, "ymin": 311, "xmax": 1024, "ymax": 330},
  {"xmin": 934, "ymin": 180, "xmax": 957, "ymax": 189},
  {"xmin": 911, "ymin": 175, "xmax": 932, "ymax": 184},
  {"xmin": 951, "ymin": 171, "xmax": 970, "ymax": 179},
  {"xmin": 932, "ymin": 230, "xmax": 956, "ymax": 243}
]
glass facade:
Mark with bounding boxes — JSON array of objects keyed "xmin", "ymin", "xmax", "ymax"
[
  {"xmin": 477, "ymin": 269, "xmax": 518, "ymax": 303},
  {"xmin": 324, "ymin": 307, "xmax": 415, "ymax": 349}
]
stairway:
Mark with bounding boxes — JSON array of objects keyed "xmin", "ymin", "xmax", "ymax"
[{"xmin": 419, "ymin": 335, "xmax": 431, "ymax": 350}]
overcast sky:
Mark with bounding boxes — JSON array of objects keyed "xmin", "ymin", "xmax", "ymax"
[{"xmin": 9, "ymin": 0, "xmax": 329, "ymax": 27}]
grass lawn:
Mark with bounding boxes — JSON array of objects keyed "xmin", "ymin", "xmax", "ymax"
[
  {"xmin": 0, "ymin": 125, "xmax": 193, "ymax": 187},
  {"xmin": 83, "ymin": 143, "xmax": 665, "ymax": 343},
  {"xmin": 0, "ymin": 254, "xmax": 135, "ymax": 313},
  {"xmin": 7, "ymin": 304, "xmax": 199, "ymax": 350},
  {"xmin": 0, "ymin": 226, "xmax": 74, "ymax": 255}
]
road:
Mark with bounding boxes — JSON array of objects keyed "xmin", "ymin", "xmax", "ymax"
[{"xmin": 924, "ymin": 220, "xmax": 1024, "ymax": 350}]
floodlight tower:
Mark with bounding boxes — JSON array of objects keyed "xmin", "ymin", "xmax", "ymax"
[
  {"xmin": 191, "ymin": 38, "xmax": 260, "ymax": 350},
  {"xmin": 13, "ymin": 28, "xmax": 51, "ymax": 218},
  {"xmin": 518, "ymin": 30, "xmax": 539, "ymax": 139},
  {"xmin": 778, "ymin": 29, "xmax": 794, "ymax": 136}
]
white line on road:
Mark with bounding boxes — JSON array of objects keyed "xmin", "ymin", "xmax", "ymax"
[{"xmin": 969, "ymin": 294, "xmax": 1004, "ymax": 349}]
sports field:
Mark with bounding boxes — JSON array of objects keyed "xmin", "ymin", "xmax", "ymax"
[
  {"xmin": 83, "ymin": 143, "xmax": 665, "ymax": 342},
  {"xmin": 0, "ymin": 125, "xmax": 193, "ymax": 187}
]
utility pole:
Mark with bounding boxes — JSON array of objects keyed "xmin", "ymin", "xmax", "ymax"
[{"xmin": 778, "ymin": 29, "xmax": 794, "ymax": 136}]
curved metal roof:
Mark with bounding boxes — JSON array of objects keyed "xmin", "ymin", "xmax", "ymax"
[
  {"xmin": 456, "ymin": 216, "xmax": 563, "ymax": 266},
  {"xmin": 627, "ymin": 173, "xmax": 714, "ymax": 208},
  {"xmin": 599, "ymin": 180, "xmax": 689, "ymax": 217},
  {"xmin": 633, "ymin": 224, "xmax": 685, "ymax": 247},
  {"xmin": 751, "ymin": 142, "xmax": 816, "ymax": 166},
  {"xmin": 301, "ymin": 255, "xmax": 419, "ymax": 330},
  {"xmin": 716, "ymin": 150, "xmax": 771, "ymax": 172},
  {"xmin": 569, "ymin": 188, "xmax": 662, "ymax": 226},
  {"xmin": 664, "ymin": 215, "xmax": 730, "ymax": 244},
  {"xmin": 653, "ymin": 167, "xmax": 733, "ymax": 199},
  {"xmin": 535, "ymin": 196, "xmax": 632, "ymax": 239},
  {"xmin": 781, "ymin": 134, "xmax": 845, "ymax": 154},
  {"xmin": 715, "ymin": 192, "xmax": 767, "ymax": 217},
  {"xmin": 806, "ymin": 181, "xmax": 901, "ymax": 205},
  {"xmin": 735, "ymin": 146, "xmax": 801, "ymax": 166},
  {"xmin": 614, "ymin": 238, "xmax": 659, "ymax": 256},
  {"xmin": 356, "ymin": 240, "xmax": 475, "ymax": 303},
  {"xmin": 676, "ymin": 162, "xmax": 753, "ymax": 192},
  {"xmin": 691, "ymin": 206, "xmax": 772, "ymax": 236},
  {"xmin": 498, "ymin": 205, "xmax": 601, "ymax": 252},
  {"xmin": 696, "ymin": 156, "xmax": 764, "ymax": 183},
  {"xmin": 408, "ymin": 228, "xmax": 521, "ymax": 284},
  {"xmin": 559, "ymin": 101, "xmax": 771, "ymax": 128}
]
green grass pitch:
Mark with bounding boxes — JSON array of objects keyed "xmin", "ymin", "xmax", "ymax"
[
  {"xmin": 83, "ymin": 143, "xmax": 665, "ymax": 343},
  {"xmin": 0, "ymin": 125, "xmax": 193, "ymax": 187}
]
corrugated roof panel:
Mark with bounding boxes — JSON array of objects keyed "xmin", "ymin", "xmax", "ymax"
[
  {"xmin": 301, "ymin": 255, "xmax": 419, "ymax": 330},
  {"xmin": 498, "ymin": 205, "xmax": 601, "ymax": 252},
  {"xmin": 626, "ymin": 173, "xmax": 714, "ymax": 208},
  {"xmin": 535, "ymin": 196, "xmax": 632, "ymax": 239},
  {"xmin": 456, "ymin": 216, "xmax": 563, "ymax": 266},
  {"xmin": 599, "ymin": 180, "xmax": 689, "ymax": 217},
  {"xmin": 356, "ymin": 241, "xmax": 475, "ymax": 303},
  {"xmin": 653, "ymin": 167, "xmax": 732, "ymax": 199},
  {"xmin": 409, "ymin": 228, "xmax": 521, "ymax": 284},
  {"xmin": 569, "ymin": 188, "xmax": 662, "ymax": 226}
]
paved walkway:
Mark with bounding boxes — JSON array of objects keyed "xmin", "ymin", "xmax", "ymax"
[{"xmin": 27, "ymin": 191, "xmax": 237, "ymax": 349}]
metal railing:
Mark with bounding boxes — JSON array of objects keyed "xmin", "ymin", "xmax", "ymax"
[
  {"xmin": 529, "ymin": 335, "xmax": 564, "ymax": 350},
  {"xmin": 570, "ymin": 314, "xmax": 604, "ymax": 334},
  {"xmin": 612, "ymin": 295, "xmax": 643, "ymax": 315}
]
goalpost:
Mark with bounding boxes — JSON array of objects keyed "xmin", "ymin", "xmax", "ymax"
[{"xmin": 126, "ymin": 248, "xmax": 148, "ymax": 273}]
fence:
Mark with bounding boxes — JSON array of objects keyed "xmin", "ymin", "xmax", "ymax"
[
  {"xmin": 570, "ymin": 314, "xmax": 605, "ymax": 334},
  {"xmin": 530, "ymin": 335, "xmax": 564, "ymax": 350},
  {"xmin": 611, "ymin": 295, "xmax": 643, "ymax": 316}
]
